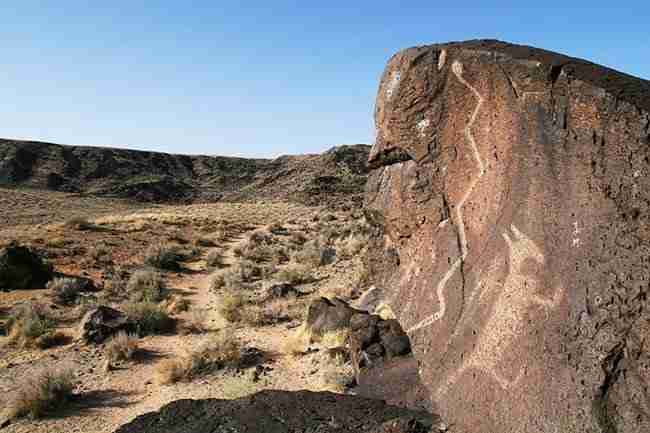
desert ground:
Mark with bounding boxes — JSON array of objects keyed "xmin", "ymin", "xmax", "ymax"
[{"xmin": 0, "ymin": 186, "xmax": 372, "ymax": 432}]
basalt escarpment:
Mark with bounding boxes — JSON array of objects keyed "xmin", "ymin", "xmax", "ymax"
[
  {"xmin": 0, "ymin": 139, "xmax": 370, "ymax": 206},
  {"xmin": 365, "ymin": 40, "xmax": 650, "ymax": 432}
]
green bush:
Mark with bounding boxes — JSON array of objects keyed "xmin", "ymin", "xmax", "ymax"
[
  {"xmin": 48, "ymin": 277, "xmax": 85, "ymax": 305},
  {"xmin": 123, "ymin": 301, "xmax": 175, "ymax": 335}
]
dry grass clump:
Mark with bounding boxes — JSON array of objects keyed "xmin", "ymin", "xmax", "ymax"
[
  {"xmin": 102, "ymin": 266, "xmax": 128, "ymax": 300},
  {"xmin": 105, "ymin": 331, "xmax": 139, "ymax": 362},
  {"xmin": 294, "ymin": 239, "xmax": 330, "ymax": 267},
  {"xmin": 155, "ymin": 333, "xmax": 242, "ymax": 384},
  {"xmin": 289, "ymin": 231, "xmax": 308, "ymax": 246},
  {"xmin": 126, "ymin": 268, "xmax": 165, "ymax": 302},
  {"xmin": 219, "ymin": 292, "xmax": 246, "ymax": 323},
  {"xmin": 48, "ymin": 277, "xmax": 86, "ymax": 305},
  {"xmin": 319, "ymin": 357, "xmax": 356, "ymax": 393},
  {"xmin": 276, "ymin": 264, "xmax": 312, "ymax": 285},
  {"xmin": 6, "ymin": 367, "xmax": 75, "ymax": 420},
  {"xmin": 5, "ymin": 303, "xmax": 55, "ymax": 348},
  {"xmin": 144, "ymin": 243, "xmax": 182, "ymax": 270},
  {"xmin": 123, "ymin": 301, "xmax": 175, "ymax": 335},
  {"xmin": 210, "ymin": 260, "xmax": 263, "ymax": 293},
  {"xmin": 241, "ymin": 297, "xmax": 304, "ymax": 327},
  {"xmin": 337, "ymin": 235, "xmax": 366, "ymax": 259}
]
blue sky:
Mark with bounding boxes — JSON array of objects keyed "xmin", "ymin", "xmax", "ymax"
[{"xmin": 1, "ymin": 2, "xmax": 648, "ymax": 158}]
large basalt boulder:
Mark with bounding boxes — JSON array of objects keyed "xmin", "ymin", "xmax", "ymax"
[
  {"xmin": 0, "ymin": 242, "xmax": 52, "ymax": 291},
  {"xmin": 113, "ymin": 390, "xmax": 437, "ymax": 433},
  {"xmin": 365, "ymin": 39, "xmax": 650, "ymax": 433}
]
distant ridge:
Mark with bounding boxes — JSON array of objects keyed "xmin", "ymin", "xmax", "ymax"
[{"xmin": 0, "ymin": 138, "xmax": 370, "ymax": 206}]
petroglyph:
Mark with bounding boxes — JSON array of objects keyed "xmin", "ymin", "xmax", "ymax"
[
  {"xmin": 438, "ymin": 49, "xmax": 447, "ymax": 71},
  {"xmin": 435, "ymin": 225, "xmax": 564, "ymax": 398},
  {"xmin": 405, "ymin": 60, "xmax": 486, "ymax": 334},
  {"xmin": 386, "ymin": 70, "xmax": 401, "ymax": 100}
]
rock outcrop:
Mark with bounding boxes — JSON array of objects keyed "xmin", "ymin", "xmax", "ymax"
[
  {"xmin": 365, "ymin": 39, "xmax": 650, "ymax": 433},
  {"xmin": 113, "ymin": 390, "xmax": 437, "ymax": 433},
  {"xmin": 0, "ymin": 139, "xmax": 370, "ymax": 206},
  {"xmin": 0, "ymin": 243, "xmax": 52, "ymax": 291}
]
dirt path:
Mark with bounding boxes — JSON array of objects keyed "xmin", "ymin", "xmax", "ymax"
[{"xmin": 2, "ymin": 220, "xmax": 362, "ymax": 433}]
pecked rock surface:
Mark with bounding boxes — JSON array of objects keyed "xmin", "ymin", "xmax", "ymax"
[
  {"xmin": 365, "ymin": 39, "xmax": 650, "ymax": 432},
  {"xmin": 113, "ymin": 390, "xmax": 437, "ymax": 433}
]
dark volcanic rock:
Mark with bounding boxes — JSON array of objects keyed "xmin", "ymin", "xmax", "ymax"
[
  {"xmin": 113, "ymin": 390, "xmax": 437, "ymax": 433},
  {"xmin": 79, "ymin": 306, "xmax": 134, "ymax": 344},
  {"xmin": 365, "ymin": 39, "xmax": 650, "ymax": 432},
  {"xmin": 0, "ymin": 243, "xmax": 52, "ymax": 291}
]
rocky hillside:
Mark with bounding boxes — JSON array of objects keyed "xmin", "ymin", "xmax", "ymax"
[
  {"xmin": 365, "ymin": 39, "xmax": 650, "ymax": 433},
  {"xmin": 0, "ymin": 139, "xmax": 370, "ymax": 206}
]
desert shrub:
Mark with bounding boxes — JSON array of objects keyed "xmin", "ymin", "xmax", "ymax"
[
  {"xmin": 48, "ymin": 277, "xmax": 85, "ymax": 305},
  {"xmin": 241, "ymin": 298, "xmax": 300, "ymax": 327},
  {"xmin": 206, "ymin": 249, "xmax": 223, "ymax": 267},
  {"xmin": 276, "ymin": 264, "xmax": 312, "ymax": 285},
  {"xmin": 105, "ymin": 331, "xmax": 139, "ymax": 362},
  {"xmin": 166, "ymin": 295, "xmax": 191, "ymax": 314},
  {"xmin": 219, "ymin": 291, "xmax": 246, "ymax": 323},
  {"xmin": 209, "ymin": 271, "xmax": 227, "ymax": 292},
  {"xmin": 5, "ymin": 304, "xmax": 55, "ymax": 348},
  {"xmin": 337, "ymin": 235, "xmax": 365, "ymax": 259},
  {"xmin": 294, "ymin": 240, "xmax": 327, "ymax": 267},
  {"xmin": 168, "ymin": 230, "xmax": 189, "ymax": 244},
  {"xmin": 102, "ymin": 266, "xmax": 128, "ymax": 300},
  {"xmin": 144, "ymin": 243, "xmax": 182, "ymax": 270},
  {"xmin": 126, "ymin": 269, "xmax": 165, "ymax": 302},
  {"xmin": 6, "ymin": 367, "xmax": 75, "ymax": 419},
  {"xmin": 155, "ymin": 333, "xmax": 241, "ymax": 384},
  {"xmin": 320, "ymin": 359, "xmax": 356, "ymax": 393},
  {"xmin": 123, "ymin": 301, "xmax": 175, "ymax": 335},
  {"xmin": 289, "ymin": 231, "xmax": 308, "ymax": 246},
  {"xmin": 90, "ymin": 245, "xmax": 112, "ymax": 263}
]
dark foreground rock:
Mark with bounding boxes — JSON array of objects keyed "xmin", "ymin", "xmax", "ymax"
[
  {"xmin": 0, "ymin": 242, "xmax": 52, "ymax": 291},
  {"xmin": 366, "ymin": 39, "xmax": 650, "ymax": 432},
  {"xmin": 113, "ymin": 390, "xmax": 438, "ymax": 433}
]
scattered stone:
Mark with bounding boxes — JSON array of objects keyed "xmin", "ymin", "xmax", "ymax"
[
  {"xmin": 305, "ymin": 297, "xmax": 360, "ymax": 337},
  {"xmin": 79, "ymin": 306, "xmax": 135, "ymax": 344},
  {"xmin": 0, "ymin": 242, "xmax": 52, "ymax": 291}
]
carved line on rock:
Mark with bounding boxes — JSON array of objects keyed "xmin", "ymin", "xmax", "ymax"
[
  {"xmin": 434, "ymin": 224, "xmax": 564, "ymax": 397},
  {"xmin": 405, "ymin": 60, "xmax": 487, "ymax": 335}
]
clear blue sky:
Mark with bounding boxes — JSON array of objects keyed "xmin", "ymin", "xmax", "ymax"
[{"xmin": 1, "ymin": 2, "xmax": 648, "ymax": 158}]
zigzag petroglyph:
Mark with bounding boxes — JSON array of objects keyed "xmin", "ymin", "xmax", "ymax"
[
  {"xmin": 406, "ymin": 60, "xmax": 486, "ymax": 334},
  {"xmin": 434, "ymin": 225, "xmax": 564, "ymax": 398}
]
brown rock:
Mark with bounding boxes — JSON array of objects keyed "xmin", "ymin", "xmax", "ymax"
[
  {"xmin": 79, "ymin": 306, "xmax": 135, "ymax": 344},
  {"xmin": 305, "ymin": 297, "xmax": 360, "ymax": 337},
  {"xmin": 366, "ymin": 39, "xmax": 650, "ymax": 432}
]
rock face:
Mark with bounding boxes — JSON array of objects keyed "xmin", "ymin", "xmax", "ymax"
[
  {"xmin": 365, "ymin": 39, "xmax": 650, "ymax": 433},
  {"xmin": 0, "ymin": 243, "xmax": 52, "ymax": 291},
  {"xmin": 113, "ymin": 390, "xmax": 437, "ymax": 433}
]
